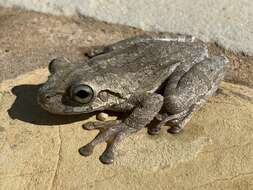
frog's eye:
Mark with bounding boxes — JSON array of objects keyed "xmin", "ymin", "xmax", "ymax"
[{"xmin": 70, "ymin": 84, "xmax": 94, "ymax": 104}]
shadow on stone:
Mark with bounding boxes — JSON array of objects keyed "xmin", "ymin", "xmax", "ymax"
[{"xmin": 8, "ymin": 84, "xmax": 94, "ymax": 125}]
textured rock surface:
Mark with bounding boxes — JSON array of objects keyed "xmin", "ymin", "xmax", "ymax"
[
  {"xmin": 0, "ymin": 68, "xmax": 253, "ymax": 190},
  {"xmin": 0, "ymin": 7, "xmax": 252, "ymax": 88},
  {"xmin": 0, "ymin": 0, "xmax": 253, "ymax": 55},
  {"xmin": 0, "ymin": 7, "xmax": 141, "ymax": 82}
]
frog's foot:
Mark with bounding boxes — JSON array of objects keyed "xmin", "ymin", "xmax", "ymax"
[
  {"xmin": 148, "ymin": 111, "xmax": 188, "ymax": 135},
  {"xmin": 167, "ymin": 106, "xmax": 200, "ymax": 134},
  {"xmin": 79, "ymin": 120, "xmax": 130, "ymax": 164},
  {"xmin": 84, "ymin": 46, "xmax": 111, "ymax": 58},
  {"xmin": 147, "ymin": 113, "xmax": 169, "ymax": 135},
  {"xmin": 148, "ymin": 125, "xmax": 162, "ymax": 135},
  {"xmin": 165, "ymin": 102, "xmax": 207, "ymax": 134},
  {"xmin": 167, "ymin": 122, "xmax": 186, "ymax": 134}
]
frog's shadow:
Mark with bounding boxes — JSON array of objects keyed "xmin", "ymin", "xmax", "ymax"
[{"xmin": 8, "ymin": 84, "xmax": 94, "ymax": 126}]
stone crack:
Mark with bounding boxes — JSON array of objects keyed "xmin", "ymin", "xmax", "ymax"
[
  {"xmin": 48, "ymin": 127, "xmax": 62, "ymax": 190},
  {"xmin": 0, "ymin": 170, "xmax": 54, "ymax": 179},
  {"xmin": 199, "ymin": 142, "xmax": 252, "ymax": 155},
  {"xmin": 189, "ymin": 171, "xmax": 253, "ymax": 189}
]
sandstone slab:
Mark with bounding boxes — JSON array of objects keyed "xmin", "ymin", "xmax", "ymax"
[{"xmin": 0, "ymin": 69, "xmax": 252, "ymax": 190}]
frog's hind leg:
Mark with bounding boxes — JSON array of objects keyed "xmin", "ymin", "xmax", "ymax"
[
  {"xmin": 166, "ymin": 98, "xmax": 207, "ymax": 134},
  {"xmin": 148, "ymin": 111, "xmax": 188, "ymax": 135},
  {"xmin": 148, "ymin": 56, "xmax": 228, "ymax": 135},
  {"xmin": 148, "ymin": 99, "xmax": 207, "ymax": 135},
  {"xmin": 166, "ymin": 78, "xmax": 223, "ymax": 134}
]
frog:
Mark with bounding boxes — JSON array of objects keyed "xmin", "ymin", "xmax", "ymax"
[{"xmin": 37, "ymin": 33, "xmax": 228, "ymax": 164}]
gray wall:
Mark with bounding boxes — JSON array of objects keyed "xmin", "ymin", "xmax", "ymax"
[{"xmin": 1, "ymin": 0, "xmax": 252, "ymax": 55}]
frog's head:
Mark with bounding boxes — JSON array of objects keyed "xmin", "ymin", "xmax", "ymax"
[{"xmin": 37, "ymin": 58, "xmax": 124, "ymax": 115}]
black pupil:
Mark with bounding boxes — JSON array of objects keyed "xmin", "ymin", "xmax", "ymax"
[{"xmin": 76, "ymin": 90, "xmax": 89, "ymax": 99}]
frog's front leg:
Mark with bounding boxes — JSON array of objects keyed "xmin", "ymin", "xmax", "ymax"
[
  {"xmin": 83, "ymin": 46, "xmax": 112, "ymax": 58},
  {"xmin": 79, "ymin": 93, "xmax": 164, "ymax": 164}
]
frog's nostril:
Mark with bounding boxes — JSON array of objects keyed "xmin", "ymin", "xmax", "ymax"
[
  {"xmin": 45, "ymin": 95, "xmax": 50, "ymax": 99},
  {"xmin": 37, "ymin": 92, "xmax": 51, "ymax": 105}
]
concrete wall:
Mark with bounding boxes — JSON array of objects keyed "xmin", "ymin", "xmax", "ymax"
[{"xmin": 0, "ymin": 0, "xmax": 252, "ymax": 55}]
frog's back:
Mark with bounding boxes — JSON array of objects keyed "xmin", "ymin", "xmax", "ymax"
[{"xmin": 87, "ymin": 38, "xmax": 207, "ymax": 95}]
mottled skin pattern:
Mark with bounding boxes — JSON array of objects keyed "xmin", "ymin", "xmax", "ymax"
[{"xmin": 37, "ymin": 34, "xmax": 228, "ymax": 164}]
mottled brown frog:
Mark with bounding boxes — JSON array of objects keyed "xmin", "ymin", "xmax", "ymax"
[{"xmin": 38, "ymin": 34, "xmax": 228, "ymax": 164}]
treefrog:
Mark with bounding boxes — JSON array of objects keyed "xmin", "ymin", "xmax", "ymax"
[{"xmin": 37, "ymin": 34, "xmax": 228, "ymax": 164}]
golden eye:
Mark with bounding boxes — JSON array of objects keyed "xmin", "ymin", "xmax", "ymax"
[{"xmin": 71, "ymin": 84, "xmax": 94, "ymax": 104}]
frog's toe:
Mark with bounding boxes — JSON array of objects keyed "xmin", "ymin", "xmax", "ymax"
[
  {"xmin": 84, "ymin": 48, "xmax": 96, "ymax": 58},
  {"xmin": 82, "ymin": 120, "xmax": 120, "ymax": 130},
  {"xmin": 84, "ymin": 46, "xmax": 106, "ymax": 58},
  {"xmin": 79, "ymin": 144, "xmax": 94, "ymax": 156},
  {"xmin": 99, "ymin": 151, "xmax": 114, "ymax": 164},
  {"xmin": 82, "ymin": 122, "xmax": 99, "ymax": 130},
  {"xmin": 100, "ymin": 129, "xmax": 128, "ymax": 164},
  {"xmin": 167, "ymin": 126, "xmax": 183, "ymax": 134},
  {"xmin": 148, "ymin": 126, "xmax": 161, "ymax": 135},
  {"xmin": 80, "ymin": 122, "xmax": 129, "ymax": 163}
]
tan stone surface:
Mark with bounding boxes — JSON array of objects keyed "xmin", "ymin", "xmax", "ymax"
[{"xmin": 0, "ymin": 68, "xmax": 252, "ymax": 190}]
